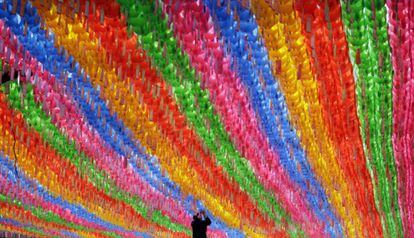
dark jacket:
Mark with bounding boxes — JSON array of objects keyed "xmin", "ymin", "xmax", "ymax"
[{"xmin": 191, "ymin": 215, "xmax": 211, "ymax": 238}]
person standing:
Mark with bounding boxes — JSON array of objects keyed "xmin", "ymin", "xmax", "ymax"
[{"xmin": 191, "ymin": 210, "xmax": 211, "ymax": 238}]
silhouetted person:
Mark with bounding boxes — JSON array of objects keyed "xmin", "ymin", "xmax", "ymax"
[
  {"xmin": 191, "ymin": 210, "xmax": 211, "ymax": 238},
  {"xmin": 1, "ymin": 69, "xmax": 12, "ymax": 85}
]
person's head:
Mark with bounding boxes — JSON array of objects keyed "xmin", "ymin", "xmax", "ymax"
[{"xmin": 196, "ymin": 212, "xmax": 202, "ymax": 219}]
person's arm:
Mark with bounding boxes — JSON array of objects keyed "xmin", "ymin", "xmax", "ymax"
[{"xmin": 204, "ymin": 217, "xmax": 211, "ymax": 226}]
